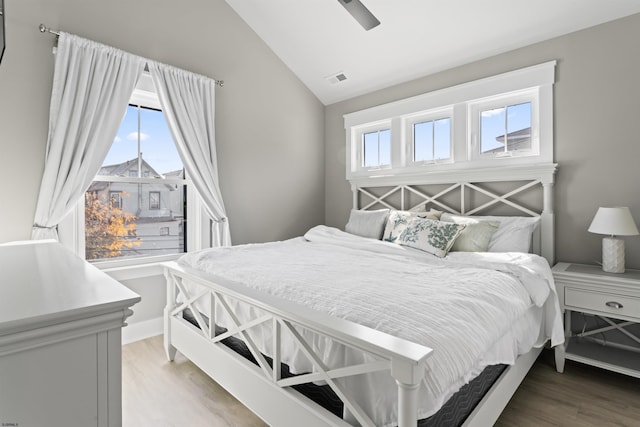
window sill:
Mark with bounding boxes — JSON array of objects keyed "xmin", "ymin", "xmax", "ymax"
[{"xmin": 95, "ymin": 253, "xmax": 182, "ymax": 281}]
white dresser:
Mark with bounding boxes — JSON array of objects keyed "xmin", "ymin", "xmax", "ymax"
[{"xmin": 0, "ymin": 240, "xmax": 140, "ymax": 427}]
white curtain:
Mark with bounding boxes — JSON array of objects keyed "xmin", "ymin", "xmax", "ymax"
[
  {"xmin": 149, "ymin": 62, "xmax": 231, "ymax": 246},
  {"xmin": 32, "ymin": 33, "xmax": 145, "ymax": 240}
]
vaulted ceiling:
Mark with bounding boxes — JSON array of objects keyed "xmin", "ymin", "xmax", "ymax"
[{"xmin": 225, "ymin": 0, "xmax": 640, "ymax": 105}]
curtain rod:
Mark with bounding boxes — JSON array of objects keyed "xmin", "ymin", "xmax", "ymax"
[{"xmin": 38, "ymin": 23, "xmax": 224, "ymax": 87}]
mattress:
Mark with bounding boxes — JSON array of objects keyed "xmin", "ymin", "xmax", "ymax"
[
  {"xmin": 182, "ymin": 308, "xmax": 507, "ymax": 426},
  {"xmin": 177, "ymin": 225, "xmax": 564, "ymax": 426}
]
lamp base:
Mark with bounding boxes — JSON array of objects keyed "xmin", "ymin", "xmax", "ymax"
[{"xmin": 602, "ymin": 237, "xmax": 625, "ymax": 273}]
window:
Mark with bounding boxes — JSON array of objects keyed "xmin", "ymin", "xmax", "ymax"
[
  {"xmin": 109, "ymin": 191, "xmax": 122, "ymax": 209},
  {"xmin": 409, "ymin": 115, "xmax": 452, "ymax": 164},
  {"xmin": 344, "ymin": 61, "xmax": 554, "ymax": 179},
  {"xmin": 84, "ymin": 102, "xmax": 188, "ymax": 261},
  {"xmin": 363, "ymin": 128, "xmax": 391, "ymax": 168},
  {"xmin": 149, "ymin": 191, "xmax": 160, "ymax": 210},
  {"xmin": 480, "ymin": 102, "xmax": 531, "ymax": 155},
  {"xmin": 469, "ymin": 89, "xmax": 538, "ymax": 160}
]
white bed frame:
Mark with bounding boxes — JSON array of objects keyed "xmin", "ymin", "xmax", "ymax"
[{"xmin": 163, "ymin": 163, "xmax": 558, "ymax": 427}]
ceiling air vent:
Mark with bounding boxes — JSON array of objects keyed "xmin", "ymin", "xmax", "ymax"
[{"xmin": 326, "ymin": 72, "xmax": 348, "ymax": 85}]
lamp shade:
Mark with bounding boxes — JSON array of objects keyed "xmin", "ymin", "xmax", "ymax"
[{"xmin": 588, "ymin": 207, "xmax": 639, "ymax": 236}]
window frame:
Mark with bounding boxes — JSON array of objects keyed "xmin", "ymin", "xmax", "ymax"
[
  {"xmin": 149, "ymin": 191, "xmax": 161, "ymax": 210},
  {"xmin": 468, "ymin": 88, "xmax": 539, "ymax": 161},
  {"xmin": 58, "ymin": 72, "xmax": 210, "ymax": 271},
  {"xmin": 362, "ymin": 128, "xmax": 391, "ymax": 169},
  {"xmin": 352, "ymin": 120, "xmax": 393, "ymax": 173},
  {"xmin": 404, "ymin": 107, "xmax": 454, "ymax": 167},
  {"xmin": 109, "ymin": 191, "xmax": 122, "ymax": 209}
]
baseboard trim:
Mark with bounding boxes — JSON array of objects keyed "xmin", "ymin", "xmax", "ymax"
[{"xmin": 122, "ymin": 316, "xmax": 163, "ymax": 345}]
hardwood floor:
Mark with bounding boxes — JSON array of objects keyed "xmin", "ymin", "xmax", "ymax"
[
  {"xmin": 123, "ymin": 336, "xmax": 640, "ymax": 426},
  {"xmin": 122, "ymin": 336, "xmax": 267, "ymax": 427},
  {"xmin": 495, "ymin": 350, "xmax": 640, "ymax": 427}
]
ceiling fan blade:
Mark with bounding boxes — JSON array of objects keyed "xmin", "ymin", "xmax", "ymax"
[{"xmin": 337, "ymin": 0, "xmax": 380, "ymax": 31}]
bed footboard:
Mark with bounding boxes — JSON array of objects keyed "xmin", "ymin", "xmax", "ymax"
[{"xmin": 163, "ymin": 262, "xmax": 433, "ymax": 427}]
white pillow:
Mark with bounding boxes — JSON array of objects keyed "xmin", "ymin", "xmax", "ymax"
[
  {"xmin": 344, "ymin": 209, "xmax": 390, "ymax": 239},
  {"xmin": 395, "ymin": 217, "xmax": 466, "ymax": 257},
  {"xmin": 440, "ymin": 213, "xmax": 540, "ymax": 253}
]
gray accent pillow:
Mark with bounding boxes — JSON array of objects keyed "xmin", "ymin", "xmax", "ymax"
[
  {"xmin": 344, "ymin": 209, "xmax": 390, "ymax": 239},
  {"xmin": 450, "ymin": 220, "xmax": 500, "ymax": 252}
]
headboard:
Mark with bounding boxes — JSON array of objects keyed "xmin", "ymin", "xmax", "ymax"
[{"xmin": 350, "ymin": 163, "xmax": 558, "ymax": 265}]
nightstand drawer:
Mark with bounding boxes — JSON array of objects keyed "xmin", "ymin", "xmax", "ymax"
[{"xmin": 565, "ymin": 287, "xmax": 640, "ymax": 320}]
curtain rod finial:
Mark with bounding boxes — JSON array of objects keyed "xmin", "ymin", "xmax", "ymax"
[{"xmin": 39, "ymin": 24, "xmax": 47, "ymax": 33}]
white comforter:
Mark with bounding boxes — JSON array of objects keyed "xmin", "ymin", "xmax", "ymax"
[{"xmin": 178, "ymin": 225, "xmax": 564, "ymax": 426}]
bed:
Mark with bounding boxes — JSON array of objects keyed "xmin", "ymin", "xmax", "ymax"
[{"xmin": 163, "ymin": 163, "xmax": 563, "ymax": 427}]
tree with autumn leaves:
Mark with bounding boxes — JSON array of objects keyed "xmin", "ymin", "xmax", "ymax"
[{"xmin": 84, "ymin": 192, "xmax": 140, "ymax": 260}]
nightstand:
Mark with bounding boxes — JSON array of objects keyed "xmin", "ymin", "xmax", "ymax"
[{"xmin": 552, "ymin": 262, "xmax": 640, "ymax": 378}]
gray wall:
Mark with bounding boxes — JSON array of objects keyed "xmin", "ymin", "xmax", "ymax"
[
  {"xmin": 0, "ymin": 0, "xmax": 325, "ymax": 246},
  {"xmin": 325, "ymin": 13, "xmax": 640, "ymax": 269}
]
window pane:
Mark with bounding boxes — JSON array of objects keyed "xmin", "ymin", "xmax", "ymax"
[
  {"xmin": 102, "ymin": 105, "xmax": 141, "ymax": 173},
  {"xmin": 506, "ymin": 102, "xmax": 532, "ymax": 151},
  {"xmin": 480, "ymin": 107, "xmax": 506, "ymax": 154},
  {"xmin": 140, "ymin": 107, "xmax": 183, "ymax": 176},
  {"xmin": 363, "ymin": 131, "xmax": 378, "ymax": 167},
  {"xmin": 414, "ymin": 121, "xmax": 434, "ymax": 162},
  {"xmin": 85, "ymin": 183, "xmax": 186, "ymax": 260},
  {"xmin": 100, "ymin": 106, "xmax": 184, "ymax": 177},
  {"xmin": 434, "ymin": 118, "xmax": 451, "ymax": 160},
  {"xmin": 363, "ymin": 129, "xmax": 391, "ymax": 167}
]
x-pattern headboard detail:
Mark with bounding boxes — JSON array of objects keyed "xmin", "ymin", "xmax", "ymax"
[
  {"xmin": 357, "ymin": 180, "xmax": 543, "ymax": 217},
  {"xmin": 350, "ymin": 163, "xmax": 558, "ymax": 265}
]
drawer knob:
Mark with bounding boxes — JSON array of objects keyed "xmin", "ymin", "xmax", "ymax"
[{"xmin": 606, "ymin": 301, "xmax": 624, "ymax": 309}]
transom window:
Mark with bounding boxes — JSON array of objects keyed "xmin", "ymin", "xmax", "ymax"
[
  {"xmin": 344, "ymin": 61, "xmax": 554, "ymax": 179},
  {"xmin": 363, "ymin": 128, "xmax": 391, "ymax": 168},
  {"xmin": 412, "ymin": 117, "xmax": 451, "ymax": 163},
  {"xmin": 479, "ymin": 102, "xmax": 532, "ymax": 157}
]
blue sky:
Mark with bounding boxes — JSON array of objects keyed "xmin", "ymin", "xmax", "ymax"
[
  {"xmin": 102, "ymin": 105, "xmax": 184, "ymax": 175},
  {"xmin": 414, "ymin": 118, "xmax": 451, "ymax": 161}
]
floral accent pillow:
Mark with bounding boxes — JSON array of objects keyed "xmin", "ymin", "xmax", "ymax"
[
  {"xmin": 395, "ymin": 217, "xmax": 466, "ymax": 257},
  {"xmin": 382, "ymin": 209, "xmax": 443, "ymax": 243}
]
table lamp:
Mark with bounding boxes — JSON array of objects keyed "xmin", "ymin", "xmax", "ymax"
[{"xmin": 588, "ymin": 206, "xmax": 639, "ymax": 273}]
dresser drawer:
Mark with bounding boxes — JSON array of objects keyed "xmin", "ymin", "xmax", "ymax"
[{"xmin": 565, "ymin": 287, "xmax": 640, "ymax": 320}]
